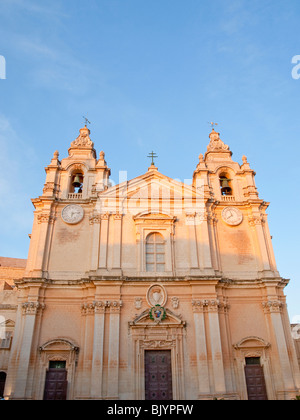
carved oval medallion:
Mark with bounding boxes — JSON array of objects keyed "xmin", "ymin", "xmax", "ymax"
[{"xmin": 146, "ymin": 284, "xmax": 167, "ymax": 307}]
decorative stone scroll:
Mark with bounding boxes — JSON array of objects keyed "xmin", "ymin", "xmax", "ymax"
[
  {"xmin": 262, "ymin": 300, "xmax": 283, "ymax": 313},
  {"xmin": 70, "ymin": 126, "xmax": 94, "ymax": 148},
  {"xmin": 81, "ymin": 300, "xmax": 123, "ymax": 315},
  {"xmin": 37, "ymin": 212, "xmax": 56, "ymax": 224},
  {"xmin": 89, "ymin": 213, "xmax": 101, "ymax": 225},
  {"xmin": 22, "ymin": 302, "xmax": 45, "ymax": 315},
  {"xmin": 192, "ymin": 299, "xmax": 230, "ymax": 313},
  {"xmin": 248, "ymin": 216, "xmax": 265, "ymax": 227},
  {"xmin": 106, "ymin": 300, "xmax": 123, "ymax": 313},
  {"xmin": 207, "ymin": 129, "xmax": 230, "ymax": 152}
]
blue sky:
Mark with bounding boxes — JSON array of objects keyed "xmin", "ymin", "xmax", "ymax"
[{"xmin": 0, "ymin": 0, "xmax": 299, "ymax": 321}]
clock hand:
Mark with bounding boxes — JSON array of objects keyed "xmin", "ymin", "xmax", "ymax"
[{"xmin": 226, "ymin": 211, "xmax": 233, "ymax": 219}]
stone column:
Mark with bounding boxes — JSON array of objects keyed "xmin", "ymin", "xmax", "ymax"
[
  {"xmin": 32, "ymin": 211, "xmax": 56, "ymax": 275},
  {"xmin": 192, "ymin": 300, "xmax": 210, "ymax": 395},
  {"xmin": 249, "ymin": 216, "xmax": 271, "ymax": 272},
  {"xmin": 207, "ymin": 215, "xmax": 221, "ymax": 272},
  {"xmin": 99, "ymin": 213, "xmax": 109, "ymax": 270},
  {"xmin": 107, "ymin": 300, "xmax": 122, "ymax": 399},
  {"xmin": 89, "ymin": 214, "xmax": 101, "ymax": 271},
  {"xmin": 112, "ymin": 213, "xmax": 122, "ymax": 271},
  {"xmin": 207, "ymin": 300, "xmax": 226, "ymax": 394},
  {"xmin": 263, "ymin": 300, "xmax": 296, "ymax": 392},
  {"xmin": 262, "ymin": 214, "xmax": 279, "ymax": 275},
  {"xmin": 90, "ymin": 301, "xmax": 106, "ymax": 399},
  {"xmin": 13, "ymin": 302, "xmax": 45, "ymax": 399},
  {"xmin": 80, "ymin": 303, "xmax": 95, "ymax": 397},
  {"xmin": 195, "ymin": 213, "xmax": 213, "ymax": 271},
  {"xmin": 185, "ymin": 213, "xmax": 199, "ymax": 270}
]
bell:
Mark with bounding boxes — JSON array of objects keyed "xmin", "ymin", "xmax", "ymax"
[
  {"xmin": 220, "ymin": 178, "xmax": 232, "ymax": 195},
  {"xmin": 220, "ymin": 178, "xmax": 230, "ymax": 188},
  {"xmin": 72, "ymin": 174, "xmax": 82, "ymax": 188}
]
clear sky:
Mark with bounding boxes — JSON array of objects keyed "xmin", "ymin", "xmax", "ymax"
[{"xmin": 0, "ymin": 0, "xmax": 299, "ymax": 322}]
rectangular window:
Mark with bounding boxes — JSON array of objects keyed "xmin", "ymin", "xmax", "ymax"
[
  {"xmin": 146, "ymin": 233, "xmax": 165, "ymax": 272},
  {"xmin": 49, "ymin": 361, "xmax": 66, "ymax": 369},
  {"xmin": 0, "ymin": 332, "xmax": 12, "ymax": 349},
  {"xmin": 245, "ymin": 357, "xmax": 261, "ymax": 365}
]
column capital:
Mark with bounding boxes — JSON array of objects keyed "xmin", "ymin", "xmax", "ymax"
[
  {"xmin": 22, "ymin": 302, "xmax": 45, "ymax": 315},
  {"xmin": 106, "ymin": 300, "xmax": 123, "ymax": 313},
  {"xmin": 192, "ymin": 299, "xmax": 221, "ymax": 313},
  {"xmin": 262, "ymin": 300, "xmax": 284, "ymax": 313}
]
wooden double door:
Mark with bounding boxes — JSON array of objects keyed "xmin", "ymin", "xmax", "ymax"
[
  {"xmin": 145, "ymin": 350, "xmax": 173, "ymax": 400},
  {"xmin": 43, "ymin": 362, "xmax": 68, "ymax": 400},
  {"xmin": 244, "ymin": 358, "xmax": 268, "ymax": 400}
]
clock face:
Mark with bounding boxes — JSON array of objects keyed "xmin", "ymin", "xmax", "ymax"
[
  {"xmin": 222, "ymin": 207, "xmax": 243, "ymax": 226},
  {"xmin": 61, "ymin": 205, "xmax": 84, "ymax": 225}
]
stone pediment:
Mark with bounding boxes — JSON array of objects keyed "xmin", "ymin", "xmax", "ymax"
[
  {"xmin": 101, "ymin": 170, "xmax": 203, "ymax": 199},
  {"xmin": 129, "ymin": 308, "xmax": 186, "ymax": 327},
  {"xmin": 233, "ymin": 336, "xmax": 270, "ymax": 350},
  {"xmin": 39, "ymin": 338, "xmax": 79, "ymax": 353},
  {"xmin": 134, "ymin": 211, "xmax": 174, "ymax": 220},
  {"xmin": 0, "ymin": 319, "xmax": 15, "ymax": 328},
  {"xmin": 96, "ymin": 169, "xmax": 205, "ymax": 216},
  {"xmin": 133, "ymin": 211, "xmax": 176, "ymax": 225}
]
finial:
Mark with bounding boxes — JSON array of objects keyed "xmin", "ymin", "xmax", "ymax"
[
  {"xmin": 208, "ymin": 121, "xmax": 218, "ymax": 131},
  {"xmin": 147, "ymin": 151, "xmax": 158, "ymax": 166},
  {"xmin": 83, "ymin": 116, "xmax": 91, "ymax": 127}
]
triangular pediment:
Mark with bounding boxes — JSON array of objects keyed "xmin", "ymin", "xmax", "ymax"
[
  {"xmin": 0, "ymin": 319, "xmax": 15, "ymax": 328},
  {"xmin": 133, "ymin": 211, "xmax": 176, "ymax": 221},
  {"xmin": 96, "ymin": 169, "xmax": 205, "ymax": 216}
]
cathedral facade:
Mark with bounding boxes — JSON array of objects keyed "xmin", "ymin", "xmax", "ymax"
[{"xmin": 0, "ymin": 125, "xmax": 299, "ymax": 400}]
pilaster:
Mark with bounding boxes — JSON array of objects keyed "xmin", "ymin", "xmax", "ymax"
[
  {"xmin": 99, "ymin": 213, "xmax": 109, "ymax": 271},
  {"xmin": 107, "ymin": 300, "xmax": 122, "ymax": 399},
  {"xmin": 9, "ymin": 299, "xmax": 45, "ymax": 399},
  {"xmin": 262, "ymin": 299, "xmax": 296, "ymax": 393},
  {"xmin": 191, "ymin": 300, "xmax": 210, "ymax": 395},
  {"xmin": 90, "ymin": 301, "xmax": 106, "ymax": 398}
]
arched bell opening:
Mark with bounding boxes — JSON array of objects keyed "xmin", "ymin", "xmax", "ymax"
[
  {"xmin": 219, "ymin": 172, "xmax": 233, "ymax": 196},
  {"xmin": 69, "ymin": 172, "xmax": 84, "ymax": 194}
]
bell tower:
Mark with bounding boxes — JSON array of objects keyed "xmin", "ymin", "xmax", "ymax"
[
  {"xmin": 193, "ymin": 127, "xmax": 258, "ymax": 202},
  {"xmin": 193, "ymin": 127, "xmax": 278, "ymax": 279},
  {"xmin": 25, "ymin": 124, "xmax": 111, "ymax": 277}
]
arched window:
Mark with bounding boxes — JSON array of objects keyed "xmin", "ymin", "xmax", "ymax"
[{"xmin": 146, "ymin": 233, "xmax": 165, "ymax": 272}]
